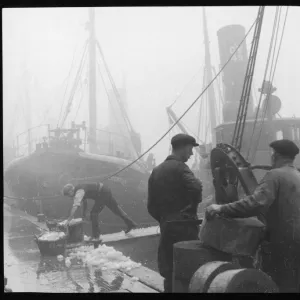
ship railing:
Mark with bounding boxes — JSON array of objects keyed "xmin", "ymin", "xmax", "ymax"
[
  {"xmin": 13, "ymin": 124, "xmax": 50, "ymax": 158},
  {"xmin": 88, "ymin": 128, "xmax": 139, "ymax": 160}
]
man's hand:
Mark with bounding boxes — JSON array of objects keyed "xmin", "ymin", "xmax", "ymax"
[{"xmin": 205, "ymin": 204, "xmax": 222, "ymax": 221}]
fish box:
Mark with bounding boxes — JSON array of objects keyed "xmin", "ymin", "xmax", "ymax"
[
  {"xmin": 199, "ymin": 216, "xmax": 266, "ymax": 257},
  {"xmin": 34, "ymin": 231, "xmax": 67, "ymax": 256}
]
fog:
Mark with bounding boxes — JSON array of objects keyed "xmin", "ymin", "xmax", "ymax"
[{"xmin": 3, "ymin": 6, "xmax": 300, "ymax": 164}]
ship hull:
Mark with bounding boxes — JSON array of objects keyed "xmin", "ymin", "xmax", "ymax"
[{"xmin": 4, "ymin": 149, "xmax": 156, "ymax": 234}]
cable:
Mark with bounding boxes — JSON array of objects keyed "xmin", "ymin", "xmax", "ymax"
[
  {"xmin": 60, "ymin": 41, "xmax": 89, "ymax": 128},
  {"xmin": 250, "ymin": 6, "xmax": 288, "ymax": 163},
  {"xmin": 72, "ymin": 16, "xmax": 258, "ymax": 183},
  {"xmin": 169, "ymin": 66, "xmax": 203, "ymax": 108},
  {"xmin": 4, "ymin": 195, "xmax": 61, "ymax": 201},
  {"xmin": 57, "ymin": 41, "xmax": 83, "ymax": 128},
  {"xmin": 246, "ymin": 6, "xmax": 280, "ymax": 160}
]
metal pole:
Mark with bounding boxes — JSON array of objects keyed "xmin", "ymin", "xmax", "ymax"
[{"xmin": 202, "ymin": 7, "xmax": 217, "ymax": 147}]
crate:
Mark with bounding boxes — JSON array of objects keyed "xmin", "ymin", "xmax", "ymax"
[{"xmin": 34, "ymin": 232, "xmax": 67, "ymax": 256}]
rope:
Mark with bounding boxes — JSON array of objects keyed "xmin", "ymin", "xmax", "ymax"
[
  {"xmin": 57, "ymin": 41, "xmax": 83, "ymax": 128},
  {"xmin": 60, "ymin": 40, "xmax": 89, "ymax": 129},
  {"xmin": 169, "ymin": 66, "xmax": 203, "ymax": 108},
  {"xmin": 96, "ymin": 59, "xmax": 128, "ymax": 144},
  {"xmin": 250, "ymin": 6, "xmax": 288, "ymax": 163},
  {"xmin": 246, "ymin": 6, "xmax": 280, "ymax": 160},
  {"xmin": 4, "ymin": 195, "xmax": 61, "ymax": 201},
  {"xmin": 72, "ymin": 16, "xmax": 258, "ymax": 183}
]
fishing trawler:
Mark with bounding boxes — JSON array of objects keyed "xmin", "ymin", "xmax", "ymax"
[
  {"xmin": 168, "ymin": 7, "xmax": 300, "ymax": 201},
  {"xmin": 4, "ymin": 8, "xmax": 156, "ymax": 234}
]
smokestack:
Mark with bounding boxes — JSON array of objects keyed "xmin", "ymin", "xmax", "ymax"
[{"xmin": 217, "ymin": 24, "xmax": 254, "ymax": 122}]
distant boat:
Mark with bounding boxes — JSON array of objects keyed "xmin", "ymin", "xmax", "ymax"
[{"xmin": 4, "ymin": 8, "xmax": 156, "ymax": 234}]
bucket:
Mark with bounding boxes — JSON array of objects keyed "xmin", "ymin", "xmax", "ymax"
[
  {"xmin": 67, "ymin": 221, "xmax": 84, "ymax": 243},
  {"xmin": 172, "ymin": 241, "xmax": 232, "ymax": 293},
  {"xmin": 57, "ymin": 220, "xmax": 84, "ymax": 244},
  {"xmin": 34, "ymin": 232, "xmax": 67, "ymax": 256}
]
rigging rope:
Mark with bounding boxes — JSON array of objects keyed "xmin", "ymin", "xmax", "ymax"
[
  {"xmin": 72, "ymin": 16, "xmax": 258, "ymax": 182},
  {"xmin": 250, "ymin": 6, "xmax": 288, "ymax": 163},
  {"xmin": 169, "ymin": 66, "xmax": 203, "ymax": 108},
  {"xmin": 246, "ymin": 6, "xmax": 280, "ymax": 160},
  {"xmin": 60, "ymin": 41, "xmax": 89, "ymax": 128},
  {"xmin": 95, "ymin": 58, "xmax": 130, "ymax": 149},
  {"xmin": 57, "ymin": 42, "xmax": 84, "ymax": 128}
]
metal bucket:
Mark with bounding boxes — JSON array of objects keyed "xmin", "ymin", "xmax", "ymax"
[
  {"xmin": 34, "ymin": 232, "xmax": 67, "ymax": 256},
  {"xmin": 57, "ymin": 221, "xmax": 84, "ymax": 244}
]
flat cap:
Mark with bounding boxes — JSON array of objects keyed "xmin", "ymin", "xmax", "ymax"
[
  {"xmin": 269, "ymin": 139, "xmax": 299, "ymax": 158},
  {"xmin": 171, "ymin": 134, "xmax": 199, "ymax": 147}
]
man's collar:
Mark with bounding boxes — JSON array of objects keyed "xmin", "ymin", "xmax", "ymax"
[
  {"xmin": 275, "ymin": 158, "xmax": 294, "ymax": 169},
  {"xmin": 165, "ymin": 154, "xmax": 183, "ymax": 162}
]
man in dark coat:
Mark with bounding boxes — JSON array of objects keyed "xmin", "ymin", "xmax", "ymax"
[
  {"xmin": 63, "ymin": 182, "xmax": 137, "ymax": 241},
  {"xmin": 147, "ymin": 134, "xmax": 203, "ymax": 292},
  {"xmin": 206, "ymin": 139, "xmax": 300, "ymax": 292}
]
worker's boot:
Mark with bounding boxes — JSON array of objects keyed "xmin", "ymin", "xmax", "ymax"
[{"xmin": 124, "ymin": 220, "xmax": 138, "ymax": 234}]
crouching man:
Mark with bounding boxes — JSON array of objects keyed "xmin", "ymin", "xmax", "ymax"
[{"xmin": 63, "ymin": 182, "xmax": 137, "ymax": 241}]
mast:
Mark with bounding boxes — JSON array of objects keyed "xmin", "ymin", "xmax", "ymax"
[
  {"xmin": 202, "ymin": 7, "xmax": 217, "ymax": 147},
  {"xmin": 88, "ymin": 7, "xmax": 97, "ymax": 153}
]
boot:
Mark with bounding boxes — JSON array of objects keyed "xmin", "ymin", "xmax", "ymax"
[{"xmin": 124, "ymin": 220, "xmax": 138, "ymax": 234}]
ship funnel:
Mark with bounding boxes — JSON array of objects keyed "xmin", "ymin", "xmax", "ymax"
[{"xmin": 217, "ymin": 24, "xmax": 254, "ymax": 122}]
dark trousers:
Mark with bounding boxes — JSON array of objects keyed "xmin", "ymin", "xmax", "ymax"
[
  {"xmin": 261, "ymin": 242, "xmax": 300, "ymax": 293},
  {"xmin": 158, "ymin": 220, "xmax": 199, "ymax": 293},
  {"xmin": 90, "ymin": 186, "xmax": 135, "ymax": 238}
]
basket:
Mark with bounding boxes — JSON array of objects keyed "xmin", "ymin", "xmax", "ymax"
[{"xmin": 34, "ymin": 231, "xmax": 68, "ymax": 256}]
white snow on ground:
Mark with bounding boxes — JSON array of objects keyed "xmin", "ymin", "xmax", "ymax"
[
  {"xmin": 38, "ymin": 231, "xmax": 66, "ymax": 241},
  {"xmin": 66, "ymin": 244, "xmax": 142, "ymax": 272},
  {"xmin": 59, "ymin": 218, "xmax": 83, "ymax": 226}
]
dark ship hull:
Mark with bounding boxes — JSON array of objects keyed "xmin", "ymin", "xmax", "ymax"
[{"xmin": 4, "ymin": 148, "xmax": 156, "ymax": 234}]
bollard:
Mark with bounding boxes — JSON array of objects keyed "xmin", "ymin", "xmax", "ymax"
[
  {"xmin": 206, "ymin": 268, "xmax": 278, "ymax": 293},
  {"xmin": 172, "ymin": 241, "xmax": 232, "ymax": 293},
  {"xmin": 189, "ymin": 261, "xmax": 239, "ymax": 293}
]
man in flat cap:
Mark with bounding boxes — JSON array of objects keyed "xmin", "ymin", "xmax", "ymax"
[
  {"xmin": 147, "ymin": 133, "xmax": 203, "ymax": 292},
  {"xmin": 206, "ymin": 139, "xmax": 300, "ymax": 292}
]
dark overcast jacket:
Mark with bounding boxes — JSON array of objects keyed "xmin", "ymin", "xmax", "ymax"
[
  {"xmin": 220, "ymin": 159, "xmax": 300, "ymax": 245},
  {"xmin": 147, "ymin": 155, "xmax": 202, "ymax": 222}
]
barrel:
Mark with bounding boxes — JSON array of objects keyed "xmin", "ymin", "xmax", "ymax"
[
  {"xmin": 207, "ymin": 268, "xmax": 278, "ymax": 293},
  {"xmin": 172, "ymin": 241, "xmax": 232, "ymax": 293},
  {"xmin": 189, "ymin": 261, "xmax": 239, "ymax": 293}
]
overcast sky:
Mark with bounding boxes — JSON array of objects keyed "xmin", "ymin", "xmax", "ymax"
[{"xmin": 3, "ymin": 6, "xmax": 300, "ymax": 164}]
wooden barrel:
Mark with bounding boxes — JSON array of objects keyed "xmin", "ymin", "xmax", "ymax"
[
  {"xmin": 207, "ymin": 268, "xmax": 278, "ymax": 293},
  {"xmin": 189, "ymin": 261, "xmax": 239, "ymax": 293},
  {"xmin": 172, "ymin": 241, "xmax": 232, "ymax": 293}
]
